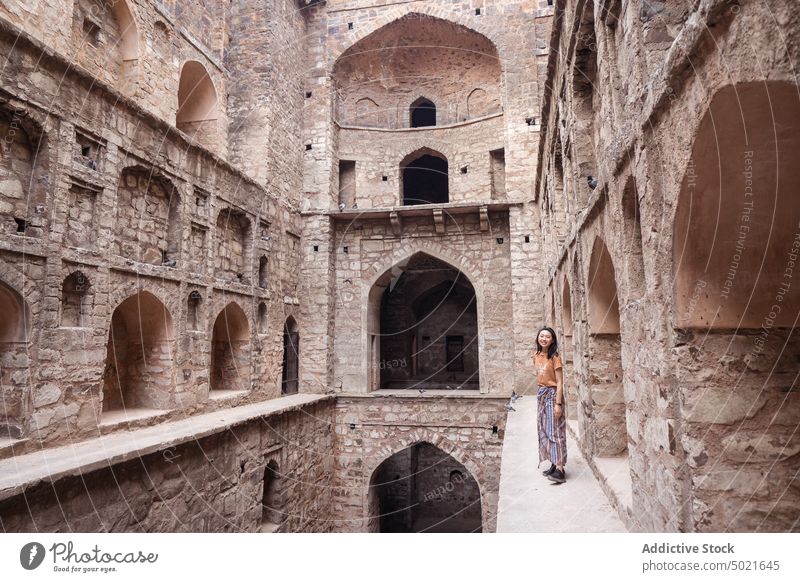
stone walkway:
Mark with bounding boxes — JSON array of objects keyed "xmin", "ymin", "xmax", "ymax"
[{"xmin": 496, "ymin": 395, "xmax": 627, "ymax": 532}]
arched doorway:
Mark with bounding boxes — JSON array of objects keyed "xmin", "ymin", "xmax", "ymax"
[
  {"xmin": 368, "ymin": 442, "xmax": 481, "ymax": 532},
  {"xmin": 401, "ymin": 150, "xmax": 449, "ymax": 205},
  {"xmin": 282, "ymin": 317, "xmax": 299, "ymax": 395},
  {"xmin": 368, "ymin": 253, "xmax": 479, "ymax": 391}
]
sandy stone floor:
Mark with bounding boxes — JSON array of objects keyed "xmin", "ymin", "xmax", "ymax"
[{"xmin": 496, "ymin": 396, "xmax": 627, "ymax": 533}]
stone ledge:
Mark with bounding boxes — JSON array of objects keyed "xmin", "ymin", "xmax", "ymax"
[
  {"xmin": 338, "ymin": 390, "xmax": 508, "ymax": 400},
  {"xmin": 0, "ymin": 393, "xmax": 331, "ymax": 503}
]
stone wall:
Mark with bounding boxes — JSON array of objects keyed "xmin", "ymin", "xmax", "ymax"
[
  {"xmin": 0, "ymin": 8, "xmax": 300, "ymax": 452},
  {"xmin": 538, "ymin": 0, "xmax": 800, "ymax": 532},
  {"xmin": 0, "ymin": 400, "xmax": 336, "ymax": 533}
]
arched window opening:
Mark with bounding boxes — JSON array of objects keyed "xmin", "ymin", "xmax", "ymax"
[
  {"xmin": 102, "ymin": 292, "xmax": 175, "ymax": 417},
  {"xmin": 281, "ymin": 317, "xmax": 299, "ymax": 395},
  {"xmin": 401, "ymin": 150, "xmax": 449, "ymax": 206},
  {"xmin": 587, "ymin": 238, "xmax": 627, "ymax": 458},
  {"xmin": 61, "ymin": 272, "xmax": 92, "ymax": 327},
  {"xmin": 210, "ymin": 303, "xmax": 251, "ymax": 394},
  {"xmin": 410, "ymin": 98, "xmax": 436, "ymax": 128},
  {"xmin": 369, "ymin": 253, "xmax": 479, "ymax": 391},
  {"xmin": 368, "ymin": 442, "xmax": 482, "ymax": 532},
  {"xmin": 0, "ymin": 281, "xmax": 31, "ymax": 439},
  {"xmin": 260, "ymin": 460, "xmax": 283, "ymax": 532}
]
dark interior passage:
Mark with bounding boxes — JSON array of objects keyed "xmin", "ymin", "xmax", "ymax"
[
  {"xmin": 369, "ymin": 442, "xmax": 481, "ymax": 533},
  {"xmin": 376, "ymin": 253, "xmax": 478, "ymax": 390}
]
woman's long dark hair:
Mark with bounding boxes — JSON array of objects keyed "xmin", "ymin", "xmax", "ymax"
[{"xmin": 535, "ymin": 326, "xmax": 559, "ymax": 359}]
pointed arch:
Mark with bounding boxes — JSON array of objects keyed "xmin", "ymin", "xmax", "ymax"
[
  {"xmin": 367, "ymin": 440, "xmax": 482, "ymax": 532},
  {"xmin": 367, "ymin": 252, "xmax": 479, "ymax": 391}
]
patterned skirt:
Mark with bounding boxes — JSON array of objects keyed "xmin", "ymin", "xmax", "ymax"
[{"xmin": 537, "ymin": 385, "xmax": 567, "ymax": 467}]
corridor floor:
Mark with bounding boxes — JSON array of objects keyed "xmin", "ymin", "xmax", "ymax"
[{"xmin": 496, "ymin": 394, "xmax": 627, "ymax": 532}]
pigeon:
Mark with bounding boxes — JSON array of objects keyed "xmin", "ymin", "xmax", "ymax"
[
  {"xmin": 418, "ymin": 388, "xmax": 426, "ymax": 394},
  {"xmin": 352, "ymin": 202, "xmax": 358, "ymax": 209},
  {"xmin": 338, "ymin": 202, "xmax": 346, "ymax": 211},
  {"xmin": 587, "ymin": 175, "xmax": 598, "ymax": 190},
  {"xmin": 162, "ymin": 258, "xmax": 177, "ymax": 268},
  {"xmin": 505, "ymin": 402, "xmax": 516, "ymax": 412}
]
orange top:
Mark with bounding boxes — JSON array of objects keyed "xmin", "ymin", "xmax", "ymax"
[{"xmin": 533, "ymin": 352, "xmax": 563, "ymax": 387}]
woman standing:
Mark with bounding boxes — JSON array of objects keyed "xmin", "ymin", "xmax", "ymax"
[{"xmin": 534, "ymin": 326, "xmax": 567, "ymax": 484}]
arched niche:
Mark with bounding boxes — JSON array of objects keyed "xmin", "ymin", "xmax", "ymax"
[
  {"xmin": 562, "ymin": 277, "xmax": 573, "ymax": 336},
  {"xmin": 466, "ymin": 88, "xmax": 500, "ymax": 119},
  {"xmin": 621, "ymin": 176, "xmax": 645, "ymax": 300},
  {"xmin": 586, "ymin": 237, "xmax": 627, "ymax": 457},
  {"xmin": 401, "ymin": 148, "xmax": 449, "ymax": 205},
  {"xmin": 114, "ymin": 167, "xmax": 180, "ymax": 265},
  {"xmin": 354, "ymin": 97, "xmax": 382, "ymax": 127},
  {"xmin": 71, "ymin": 0, "xmax": 139, "ymax": 93},
  {"xmin": 177, "ymin": 60, "xmax": 219, "ymax": 148},
  {"xmin": 367, "ymin": 441, "xmax": 482, "ymax": 532},
  {"xmin": 215, "ymin": 208, "xmax": 252, "ymax": 282},
  {"xmin": 260, "ymin": 460, "xmax": 284, "ymax": 532},
  {"xmin": 588, "ymin": 237, "xmax": 620, "ymax": 334},
  {"xmin": 210, "ymin": 302, "xmax": 251, "ymax": 393},
  {"xmin": 281, "ymin": 316, "xmax": 299, "ymax": 395},
  {"xmin": 0, "ymin": 106, "xmax": 47, "ymax": 237},
  {"xmin": 0, "ymin": 280, "xmax": 31, "ymax": 439},
  {"xmin": 61, "ymin": 271, "xmax": 93, "ymax": 327},
  {"xmin": 102, "ymin": 291, "xmax": 175, "ymax": 415},
  {"xmin": 674, "ymin": 82, "xmax": 800, "ymax": 329}
]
